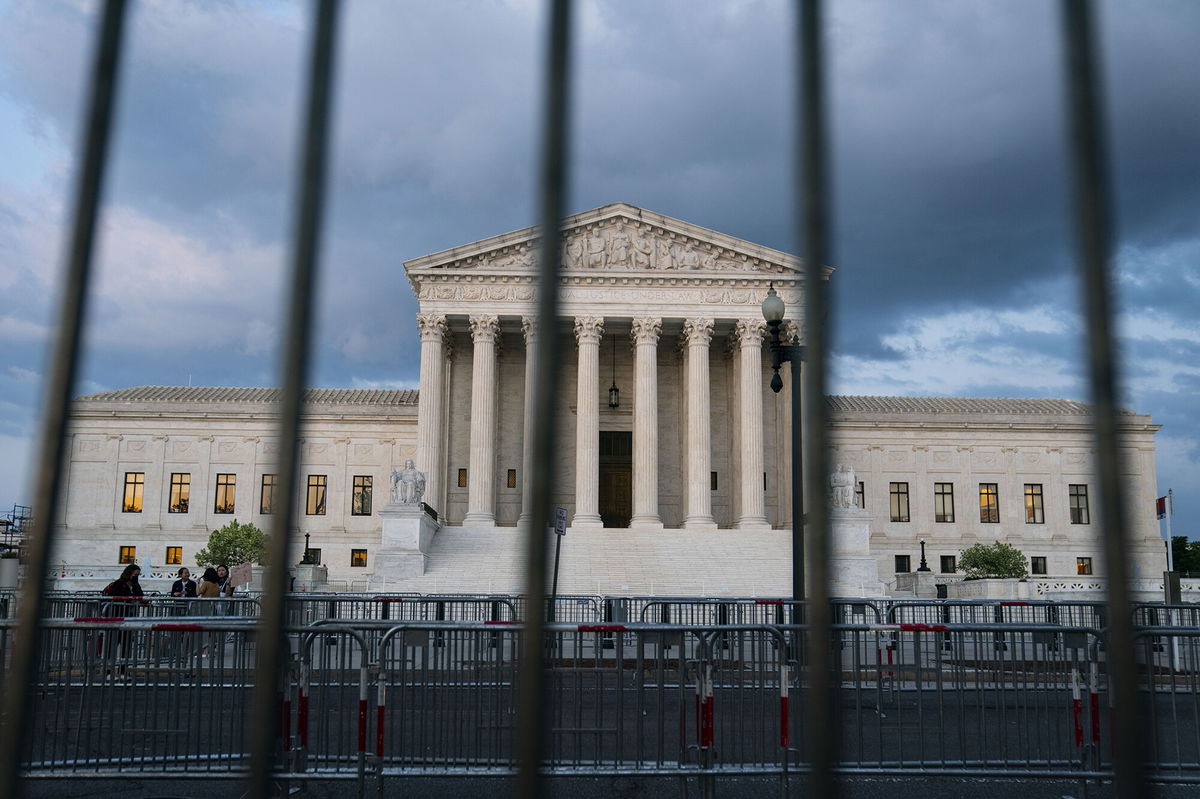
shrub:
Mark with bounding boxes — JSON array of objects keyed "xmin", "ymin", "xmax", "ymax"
[
  {"xmin": 958, "ymin": 540, "xmax": 1028, "ymax": 580},
  {"xmin": 195, "ymin": 519, "xmax": 267, "ymax": 567}
]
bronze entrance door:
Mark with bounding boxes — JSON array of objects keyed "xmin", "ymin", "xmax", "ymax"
[{"xmin": 598, "ymin": 431, "xmax": 632, "ymax": 528}]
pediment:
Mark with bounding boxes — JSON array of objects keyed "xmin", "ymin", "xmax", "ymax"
[{"xmin": 404, "ymin": 203, "xmax": 808, "ymax": 278}]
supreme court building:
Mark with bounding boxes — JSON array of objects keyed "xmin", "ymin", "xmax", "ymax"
[{"xmin": 53, "ymin": 204, "xmax": 1167, "ymax": 595}]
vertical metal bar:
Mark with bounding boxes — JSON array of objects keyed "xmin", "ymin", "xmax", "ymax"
[
  {"xmin": 246, "ymin": 1, "xmax": 339, "ymax": 796},
  {"xmin": 1058, "ymin": 2, "xmax": 1145, "ymax": 795},
  {"xmin": 795, "ymin": 1, "xmax": 838, "ymax": 796},
  {"xmin": 792, "ymin": 0, "xmax": 840, "ymax": 791},
  {"xmin": 516, "ymin": 1, "xmax": 573, "ymax": 797},
  {"xmin": 0, "ymin": 2, "xmax": 128, "ymax": 796}
]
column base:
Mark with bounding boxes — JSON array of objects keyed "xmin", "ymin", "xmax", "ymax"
[
  {"xmin": 683, "ymin": 516, "xmax": 718, "ymax": 531},
  {"xmin": 461, "ymin": 513, "xmax": 496, "ymax": 528},
  {"xmin": 570, "ymin": 513, "xmax": 603, "ymax": 530},
  {"xmin": 735, "ymin": 517, "xmax": 772, "ymax": 532},
  {"xmin": 629, "ymin": 515, "xmax": 664, "ymax": 531}
]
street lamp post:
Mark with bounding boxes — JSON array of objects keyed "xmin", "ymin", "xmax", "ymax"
[
  {"xmin": 761, "ymin": 284, "xmax": 806, "ymax": 609},
  {"xmin": 918, "ymin": 538, "xmax": 931, "ymax": 572}
]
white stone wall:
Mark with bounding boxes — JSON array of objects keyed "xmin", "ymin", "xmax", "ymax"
[
  {"xmin": 829, "ymin": 419, "xmax": 1164, "ymax": 584},
  {"xmin": 57, "ymin": 403, "xmax": 418, "ymax": 587}
]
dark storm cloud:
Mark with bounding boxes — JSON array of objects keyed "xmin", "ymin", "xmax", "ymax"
[{"xmin": 0, "ymin": 0, "xmax": 1195, "ymax": 526}]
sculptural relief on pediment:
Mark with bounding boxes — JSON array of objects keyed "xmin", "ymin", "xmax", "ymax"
[{"xmin": 432, "ymin": 216, "xmax": 787, "ymax": 274}]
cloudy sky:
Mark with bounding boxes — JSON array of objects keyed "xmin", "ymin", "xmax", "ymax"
[{"xmin": 0, "ymin": 0, "xmax": 1196, "ymax": 536}]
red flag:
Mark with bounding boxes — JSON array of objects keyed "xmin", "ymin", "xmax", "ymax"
[{"xmin": 1156, "ymin": 496, "xmax": 1167, "ymax": 520}]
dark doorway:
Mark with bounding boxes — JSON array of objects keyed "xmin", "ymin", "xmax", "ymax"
[{"xmin": 599, "ymin": 431, "xmax": 632, "ymax": 528}]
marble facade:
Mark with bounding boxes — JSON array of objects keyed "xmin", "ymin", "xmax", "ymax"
[{"xmin": 51, "ymin": 204, "xmax": 1167, "ymax": 595}]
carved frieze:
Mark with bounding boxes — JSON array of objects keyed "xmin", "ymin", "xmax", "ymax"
[{"xmin": 429, "ymin": 216, "xmax": 788, "ymax": 274}]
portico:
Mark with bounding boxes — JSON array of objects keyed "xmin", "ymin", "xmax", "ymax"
[{"xmin": 404, "ymin": 203, "xmax": 812, "ymax": 531}]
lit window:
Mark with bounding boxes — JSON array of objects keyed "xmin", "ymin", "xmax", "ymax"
[
  {"xmin": 260, "ymin": 474, "xmax": 276, "ymax": 515},
  {"xmin": 122, "ymin": 472, "xmax": 145, "ymax": 513},
  {"xmin": 979, "ymin": 483, "xmax": 999, "ymax": 523},
  {"xmin": 169, "ymin": 473, "xmax": 190, "ymax": 513},
  {"xmin": 350, "ymin": 549, "xmax": 368, "ymax": 567},
  {"xmin": 1076, "ymin": 557, "xmax": 1093, "ymax": 576},
  {"xmin": 940, "ymin": 555, "xmax": 957, "ymax": 574},
  {"xmin": 214, "ymin": 473, "xmax": 236, "ymax": 514},
  {"xmin": 889, "ymin": 483, "xmax": 909, "ymax": 523},
  {"xmin": 307, "ymin": 475, "xmax": 327, "ymax": 516},
  {"xmin": 507, "ymin": 469, "xmax": 517, "ymax": 489},
  {"xmin": 1069, "ymin": 484, "xmax": 1090, "ymax": 524},
  {"xmin": 934, "ymin": 483, "xmax": 955, "ymax": 523},
  {"xmin": 352, "ymin": 475, "xmax": 373, "ymax": 516},
  {"xmin": 165, "ymin": 546, "xmax": 182, "ymax": 565},
  {"xmin": 118, "ymin": 546, "xmax": 136, "ymax": 564},
  {"xmin": 1024, "ymin": 484, "xmax": 1044, "ymax": 524},
  {"xmin": 855, "ymin": 481, "xmax": 865, "ymax": 509},
  {"xmin": 894, "ymin": 554, "xmax": 911, "ymax": 573},
  {"xmin": 1031, "ymin": 556, "xmax": 1047, "ymax": 575},
  {"xmin": 457, "ymin": 468, "xmax": 468, "ymax": 488}
]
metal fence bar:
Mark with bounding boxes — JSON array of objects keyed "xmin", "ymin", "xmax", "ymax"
[
  {"xmin": 517, "ymin": 1, "xmax": 574, "ymax": 798},
  {"xmin": 248, "ymin": 1, "xmax": 340, "ymax": 796},
  {"xmin": 0, "ymin": 2, "xmax": 128, "ymax": 797},
  {"xmin": 795, "ymin": 1, "xmax": 839, "ymax": 796},
  {"xmin": 1058, "ymin": 2, "xmax": 1146, "ymax": 796}
]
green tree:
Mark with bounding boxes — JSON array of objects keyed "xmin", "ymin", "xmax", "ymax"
[
  {"xmin": 195, "ymin": 519, "xmax": 267, "ymax": 567},
  {"xmin": 958, "ymin": 540, "xmax": 1028, "ymax": 580},
  {"xmin": 1172, "ymin": 536, "xmax": 1200, "ymax": 574}
]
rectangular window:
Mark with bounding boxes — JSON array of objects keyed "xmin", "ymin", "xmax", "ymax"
[
  {"xmin": 940, "ymin": 555, "xmax": 957, "ymax": 574},
  {"xmin": 168, "ymin": 472, "xmax": 190, "ymax": 513},
  {"xmin": 260, "ymin": 474, "xmax": 276, "ymax": 515},
  {"xmin": 350, "ymin": 549, "xmax": 368, "ymax": 567},
  {"xmin": 1069, "ymin": 484, "xmax": 1090, "ymax": 524},
  {"xmin": 457, "ymin": 468, "xmax": 468, "ymax": 488},
  {"xmin": 122, "ymin": 472, "xmax": 144, "ymax": 513},
  {"xmin": 1031, "ymin": 556, "xmax": 1048, "ymax": 575},
  {"xmin": 352, "ymin": 475, "xmax": 373, "ymax": 516},
  {"xmin": 1024, "ymin": 483, "xmax": 1044, "ymax": 524},
  {"xmin": 214, "ymin": 473, "xmax": 236, "ymax": 514},
  {"xmin": 979, "ymin": 483, "xmax": 999, "ymax": 523},
  {"xmin": 165, "ymin": 546, "xmax": 182, "ymax": 565},
  {"xmin": 889, "ymin": 482, "xmax": 910, "ymax": 522},
  {"xmin": 306, "ymin": 474, "xmax": 327, "ymax": 516},
  {"xmin": 855, "ymin": 481, "xmax": 865, "ymax": 509},
  {"xmin": 1076, "ymin": 557, "xmax": 1093, "ymax": 576},
  {"xmin": 894, "ymin": 554, "xmax": 911, "ymax": 573},
  {"xmin": 118, "ymin": 545, "xmax": 136, "ymax": 564},
  {"xmin": 711, "ymin": 472, "xmax": 718, "ymax": 491},
  {"xmin": 934, "ymin": 482, "xmax": 955, "ymax": 523},
  {"xmin": 507, "ymin": 469, "xmax": 517, "ymax": 489}
]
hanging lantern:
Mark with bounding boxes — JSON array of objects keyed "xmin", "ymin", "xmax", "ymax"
[{"xmin": 608, "ymin": 334, "xmax": 620, "ymax": 408}]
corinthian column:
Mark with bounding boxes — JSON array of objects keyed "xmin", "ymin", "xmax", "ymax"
[
  {"xmin": 683, "ymin": 318, "xmax": 718, "ymax": 530},
  {"xmin": 463, "ymin": 315, "xmax": 499, "ymax": 525},
  {"xmin": 735, "ymin": 319, "xmax": 770, "ymax": 530},
  {"xmin": 573, "ymin": 317, "xmax": 604, "ymax": 528},
  {"xmin": 518, "ymin": 317, "xmax": 537, "ymax": 526},
  {"xmin": 630, "ymin": 317, "xmax": 663, "ymax": 528},
  {"xmin": 415, "ymin": 313, "xmax": 448, "ymax": 514}
]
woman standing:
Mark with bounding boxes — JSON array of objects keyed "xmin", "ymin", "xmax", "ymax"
[
  {"xmin": 170, "ymin": 567, "xmax": 197, "ymax": 597},
  {"xmin": 197, "ymin": 567, "xmax": 221, "ymax": 598}
]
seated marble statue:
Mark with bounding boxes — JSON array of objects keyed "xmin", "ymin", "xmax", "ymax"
[{"xmin": 390, "ymin": 459, "xmax": 426, "ymax": 505}]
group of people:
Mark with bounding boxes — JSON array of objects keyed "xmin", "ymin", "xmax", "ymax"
[
  {"xmin": 168, "ymin": 566, "xmax": 235, "ymax": 598},
  {"xmin": 100, "ymin": 564, "xmax": 236, "ymax": 598}
]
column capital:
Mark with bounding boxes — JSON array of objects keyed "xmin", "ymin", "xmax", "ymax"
[
  {"xmin": 733, "ymin": 318, "xmax": 766, "ymax": 348},
  {"xmin": 521, "ymin": 316, "xmax": 538, "ymax": 345},
  {"xmin": 783, "ymin": 319, "xmax": 803, "ymax": 344},
  {"xmin": 574, "ymin": 316, "xmax": 605, "ymax": 345},
  {"xmin": 469, "ymin": 314, "xmax": 500, "ymax": 344},
  {"xmin": 682, "ymin": 318, "xmax": 714, "ymax": 347},
  {"xmin": 416, "ymin": 312, "xmax": 448, "ymax": 343},
  {"xmin": 630, "ymin": 317, "xmax": 662, "ymax": 346}
]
